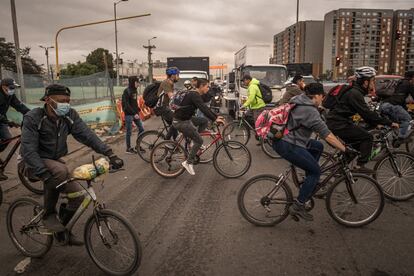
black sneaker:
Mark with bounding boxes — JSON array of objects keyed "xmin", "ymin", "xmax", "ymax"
[
  {"xmin": 352, "ymin": 165, "xmax": 376, "ymax": 175},
  {"xmin": 289, "ymin": 201, "xmax": 314, "ymax": 221},
  {"xmin": 126, "ymin": 148, "xmax": 138, "ymax": 154},
  {"xmin": 135, "ymin": 146, "xmax": 146, "ymax": 153}
]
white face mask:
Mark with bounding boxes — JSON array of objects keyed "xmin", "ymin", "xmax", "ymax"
[{"xmin": 7, "ymin": 88, "xmax": 15, "ymax": 96}]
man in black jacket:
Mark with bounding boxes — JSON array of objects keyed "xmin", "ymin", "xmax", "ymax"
[
  {"xmin": 122, "ymin": 76, "xmax": 145, "ymax": 154},
  {"xmin": 20, "ymin": 84, "xmax": 124, "ymax": 244},
  {"xmin": 0, "ymin": 78, "xmax": 30, "ymax": 180},
  {"xmin": 326, "ymin": 67, "xmax": 399, "ymax": 173},
  {"xmin": 172, "ymin": 78, "xmax": 225, "ymax": 175},
  {"xmin": 379, "ymin": 71, "xmax": 414, "ymax": 144}
]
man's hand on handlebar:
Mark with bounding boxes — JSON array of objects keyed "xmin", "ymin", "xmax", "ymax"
[
  {"xmin": 215, "ymin": 116, "xmax": 225, "ymax": 126},
  {"xmin": 109, "ymin": 155, "xmax": 124, "ymax": 170}
]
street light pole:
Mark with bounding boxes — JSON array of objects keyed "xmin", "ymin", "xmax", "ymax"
[
  {"xmin": 10, "ymin": 0, "xmax": 25, "ymax": 102},
  {"xmin": 114, "ymin": 0, "xmax": 128, "ymax": 87},
  {"xmin": 296, "ymin": 0, "xmax": 299, "ymax": 23},
  {"xmin": 143, "ymin": 37, "xmax": 156, "ymax": 84},
  {"xmin": 39, "ymin": 45, "xmax": 54, "ymax": 81}
]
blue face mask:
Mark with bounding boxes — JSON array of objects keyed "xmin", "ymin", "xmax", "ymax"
[{"xmin": 49, "ymin": 98, "xmax": 70, "ymax": 116}]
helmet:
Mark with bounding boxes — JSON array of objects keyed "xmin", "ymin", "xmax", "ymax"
[
  {"xmin": 184, "ymin": 80, "xmax": 192, "ymax": 89},
  {"xmin": 354, "ymin": 66, "xmax": 376, "ymax": 79},
  {"xmin": 166, "ymin": 67, "xmax": 180, "ymax": 76}
]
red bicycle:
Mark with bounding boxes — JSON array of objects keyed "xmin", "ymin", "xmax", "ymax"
[{"xmin": 150, "ymin": 123, "xmax": 252, "ymax": 178}]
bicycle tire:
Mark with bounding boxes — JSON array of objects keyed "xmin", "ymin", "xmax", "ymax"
[
  {"xmin": 326, "ymin": 174, "xmax": 384, "ymax": 228},
  {"xmin": 260, "ymin": 138, "xmax": 281, "ymax": 159},
  {"xmin": 0, "ymin": 186, "xmax": 2, "ymax": 206},
  {"xmin": 150, "ymin": 140, "xmax": 187, "ymax": 178},
  {"xmin": 84, "ymin": 209, "xmax": 142, "ymax": 276},
  {"xmin": 18, "ymin": 168, "xmax": 44, "ymax": 195},
  {"xmin": 7, "ymin": 197, "xmax": 53, "ymax": 257},
  {"xmin": 198, "ymin": 133, "xmax": 218, "ymax": 164},
  {"xmin": 136, "ymin": 130, "xmax": 164, "ymax": 163},
  {"xmin": 237, "ymin": 174, "xmax": 292, "ymax": 226},
  {"xmin": 374, "ymin": 151, "xmax": 414, "ymax": 201},
  {"xmin": 222, "ymin": 121, "xmax": 251, "ymax": 145},
  {"xmin": 213, "ymin": 141, "xmax": 251, "ymax": 178}
]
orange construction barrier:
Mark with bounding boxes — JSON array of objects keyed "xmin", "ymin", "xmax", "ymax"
[{"xmin": 138, "ymin": 96, "xmax": 152, "ymax": 120}]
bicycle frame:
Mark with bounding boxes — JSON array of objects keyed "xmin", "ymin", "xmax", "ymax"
[{"xmin": 0, "ymin": 135, "xmax": 21, "ymax": 171}]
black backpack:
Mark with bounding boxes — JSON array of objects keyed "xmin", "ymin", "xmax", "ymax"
[
  {"xmin": 322, "ymin": 84, "xmax": 353, "ymax": 110},
  {"xmin": 376, "ymin": 79, "xmax": 402, "ymax": 99},
  {"xmin": 143, "ymin": 81, "xmax": 161, "ymax": 108},
  {"xmin": 257, "ymin": 83, "xmax": 273, "ymax": 104}
]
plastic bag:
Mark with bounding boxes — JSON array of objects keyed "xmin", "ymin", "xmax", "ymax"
[{"xmin": 72, "ymin": 158, "xmax": 109, "ymax": 180}]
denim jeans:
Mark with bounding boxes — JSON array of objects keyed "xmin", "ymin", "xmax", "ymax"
[
  {"xmin": 125, "ymin": 115, "xmax": 144, "ymax": 149},
  {"xmin": 380, "ymin": 102, "xmax": 412, "ymax": 138},
  {"xmin": 273, "ymin": 139, "xmax": 323, "ymax": 203},
  {"xmin": 0, "ymin": 123, "xmax": 12, "ymax": 152},
  {"xmin": 173, "ymin": 117, "xmax": 208, "ymax": 164}
]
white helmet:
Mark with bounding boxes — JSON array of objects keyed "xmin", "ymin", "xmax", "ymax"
[
  {"xmin": 354, "ymin": 66, "xmax": 376, "ymax": 79},
  {"xmin": 184, "ymin": 80, "xmax": 192, "ymax": 89}
]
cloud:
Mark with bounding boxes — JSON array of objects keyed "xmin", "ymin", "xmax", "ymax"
[{"xmin": 0, "ymin": 0, "xmax": 412, "ymax": 69}]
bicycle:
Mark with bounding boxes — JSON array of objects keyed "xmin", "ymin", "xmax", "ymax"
[
  {"xmin": 0, "ymin": 134, "xmax": 44, "ymax": 206},
  {"xmin": 7, "ymin": 156, "xmax": 142, "ymax": 276},
  {"xmin": 150, "ymin": 123, "xmax": 252, "ymax": 178},
  {"xmin": 369, "ymin": 127, "xmax": 414, "ymax": 201},
  {"xmin": 238, "ymin": 150, "xmax": 384, "ymax": 228},
  {"xmin": 137, "ymin": 117, "xmax": 217, "ymax": 164},
  {"xmin": 221, "ymin": 108, "xmax": 280, "ymax": 159}
]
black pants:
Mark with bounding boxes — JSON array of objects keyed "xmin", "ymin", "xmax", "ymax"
[
  {"xmin": 156, "ymin": 106, "xmax": 178, "ymax": 140},
  {"xmin": 329, "ymin": 124, "xmax": 373, "ymax": 165}
]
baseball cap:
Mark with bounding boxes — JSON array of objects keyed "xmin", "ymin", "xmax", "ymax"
[
  {"xmin": 1, "ymin": 78, "xmax": 20, "ymax": 89},
  {"xmin": 40, "ymin": 84, "xmax": 71, "ymax": 101}
]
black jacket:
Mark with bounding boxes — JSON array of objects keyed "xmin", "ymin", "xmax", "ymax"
[
  {"xmin": 383, "ymin": 79, "xmax": 414, "ymax": 107},
  {"xmin": 173, "ymin": 91, "xmax": 217, "ymax": 122},
  {"xmin": 0, "ymin": 90, "xmax": 30, "ymax": 123},
  {"xmin": 20, "ymin": 107, "xmax": 112, "ymax": 177},
  {"xmin": 122, "ymin": 88, "xmax": 140, "ymax": 115},
  {"xmin": 326, "ymin": 84, "xmax": 392, "ymax": 129}
]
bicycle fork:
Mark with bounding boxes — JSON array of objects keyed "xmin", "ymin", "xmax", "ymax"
[{"xmin": 94, "ymin": 205, "xmax": 118, "ymax": 249}]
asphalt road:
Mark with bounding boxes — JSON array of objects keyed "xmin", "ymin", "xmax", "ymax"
[{"xmin": 0, "ymin": 117, "xmax": 413, "ymax": 276}]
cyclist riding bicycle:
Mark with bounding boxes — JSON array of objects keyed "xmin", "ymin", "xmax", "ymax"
[
  {"xmin": 172, "ymin": 78, "xmax": 225, "ymax": 175},
  {"xmin": 19, "ymin": 84, "xmax": 124, "ymax": 245},
  {"xmin": 326, "ymin": 66, "xmax": 399, "ymax": 174},
  {"xmin": 0, "ymin": 78, "xmax": 30, "ymax": 180},
  {"xmin": 240, "ymin": 74, "xmax": 266, "ymax": 123},
  {"xmin": 272, "ymin": 83, "xmax": 349, "ymax": 221}
]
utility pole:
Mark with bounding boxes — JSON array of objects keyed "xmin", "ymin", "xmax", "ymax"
[
  {"xmin": 39, "ymin": 45, "xmax": 54, "ymax": 81},
  {"xmin": 143, "ymin": 37, "xmax": 156, "ymax": 84},
  {"xmin": 114, "ymin": 0, "xmax": 128, "ymax": 87},
  {"xmin": 10, "ymin": 0, "xmax": 25, "ymax": 102},
  {"xmin": 296, "ymin": 0, "xmax": 299, "ymax": 23}
]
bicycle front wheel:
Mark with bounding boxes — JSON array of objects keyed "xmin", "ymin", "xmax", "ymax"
[
  {"xmin": 374, "ymin": 151, "xmax": 414, "ymax": 201},
  {"xmin": 7, "ymin": 197, "xmax": 53, "ymax": 257},
  {"xmin": 260, "ymin": 138, "xmax": 281, "ymax": 159},
  {"xmin": 238, "ymin": 174, "xmax": 292, "ymax": 226},
  {"xmin": 326, "ymin": 174, "xmax": 384, "ymax": 228},
  {"xmin": 136, "ymin": 130, "xmax": 164, "ymax": 163},
  {"xmin": 150, "ymin": 140, "xmax": 187, "ymax": 178},
  {"xmin": 84, "ymin": 209, "xmax": 142, "ymax": 276},
  {"xmin": 222, "ymin": 121, "xmax": 250, "ymax": 145},
  {"xmin": 213, "ymin": 141, "xmax": 251, "ymax": 178}
]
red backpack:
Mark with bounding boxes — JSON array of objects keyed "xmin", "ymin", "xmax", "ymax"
[{"xmin": 255, "ymin": 103, "xmax": 297, "ymax": 140}]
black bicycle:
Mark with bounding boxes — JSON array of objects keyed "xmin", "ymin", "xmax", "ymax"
[{"xmin": 238, "ymin": 150, "xmax": 385, "ymax": 228}]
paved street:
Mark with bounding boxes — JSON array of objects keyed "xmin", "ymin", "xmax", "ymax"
[{"xmin": 0, "ymin": 117, "xmax": 413, "ymax": 276}]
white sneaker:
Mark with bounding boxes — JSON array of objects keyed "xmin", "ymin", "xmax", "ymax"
[{"xmin": 182, "ymin": 161, "xmax": 195, "ymax": 175}]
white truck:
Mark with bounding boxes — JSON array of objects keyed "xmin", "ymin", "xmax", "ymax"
[{"xmin": 224, "ymin": 44, "xmax": 287, "ymax": 117}]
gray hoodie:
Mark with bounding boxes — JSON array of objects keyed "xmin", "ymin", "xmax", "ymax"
[{"xmin": 282, "ymin": 94, "xmax": 331, "ymax": 148}]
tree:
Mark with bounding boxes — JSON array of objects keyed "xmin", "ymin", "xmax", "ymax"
[
  {"xmin": 60, "ymin": 61, "xmax": 97, "ymax": 76},
  {"xmin": 86, "ymin": 48, "xmax": 115, "ymax": 77},
  {"xmin": 0, "ymin": 39, "xmax": 43, "ymax": 74}
]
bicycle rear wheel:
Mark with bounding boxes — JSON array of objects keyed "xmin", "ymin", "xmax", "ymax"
[
  {"xmin": 260, "ymin": 138, "xmax": 281, "ymax": 159},
  {"xmin": 84, "ymin": 209, "xmax": 142, "ymax": 276},
  {"xmin": 222, "ymin": 121, "xmax": 250, "ymax": 145},
  {"xmin": 136, "ymin": 130, "xmax": 164, "ymax": 163},
  {"xmin": 374, "ymin": 151, "xmax": 414, "ymax": 201},
  {"xmin": 238, "ymin": 174, "xmax": 292, "ymax": 226},
  {"xmin": 150, "ymin": 140, "xmax": 187, "ymax": 178},
  {"xmin": 213, "ymin": 141, "xmax": 251, "ymax": 178},
  {"xmin": 7, "ymin": 197, "xmax": 53, "ymax": 257},
  {"xmin": 326, "ymin": 174, "xmax": 384, "ymax": 228}
]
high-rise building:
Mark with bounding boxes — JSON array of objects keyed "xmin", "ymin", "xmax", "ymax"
[
  {"xmin": 272, "ymin": 21, "xmax": 324, "ymax": 77},
  {"xmin": 323, "ymin": 9, "xmax": 394, "ymax": 78},
  {"xmin": 393, "ymin": 9, "xmax": 414, "ymax": 75}
]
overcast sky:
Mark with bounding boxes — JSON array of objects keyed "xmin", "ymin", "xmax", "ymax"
[{"xmin": 0, "ymin": 0, "xmax": 413, "ymax": 69}]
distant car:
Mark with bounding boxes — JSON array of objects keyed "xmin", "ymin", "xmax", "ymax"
[{"xmin": 284, "ymin": 75, "xmax": 316, "ymax": 86}]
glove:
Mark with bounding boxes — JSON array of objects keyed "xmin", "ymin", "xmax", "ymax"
[
  {"xmin": 7, "ymin": 121, "xmax": 20, "ymax": 128},
  {"xmin": 109, "ymin": 155, "xmax": 124, "ymax": 170}
]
